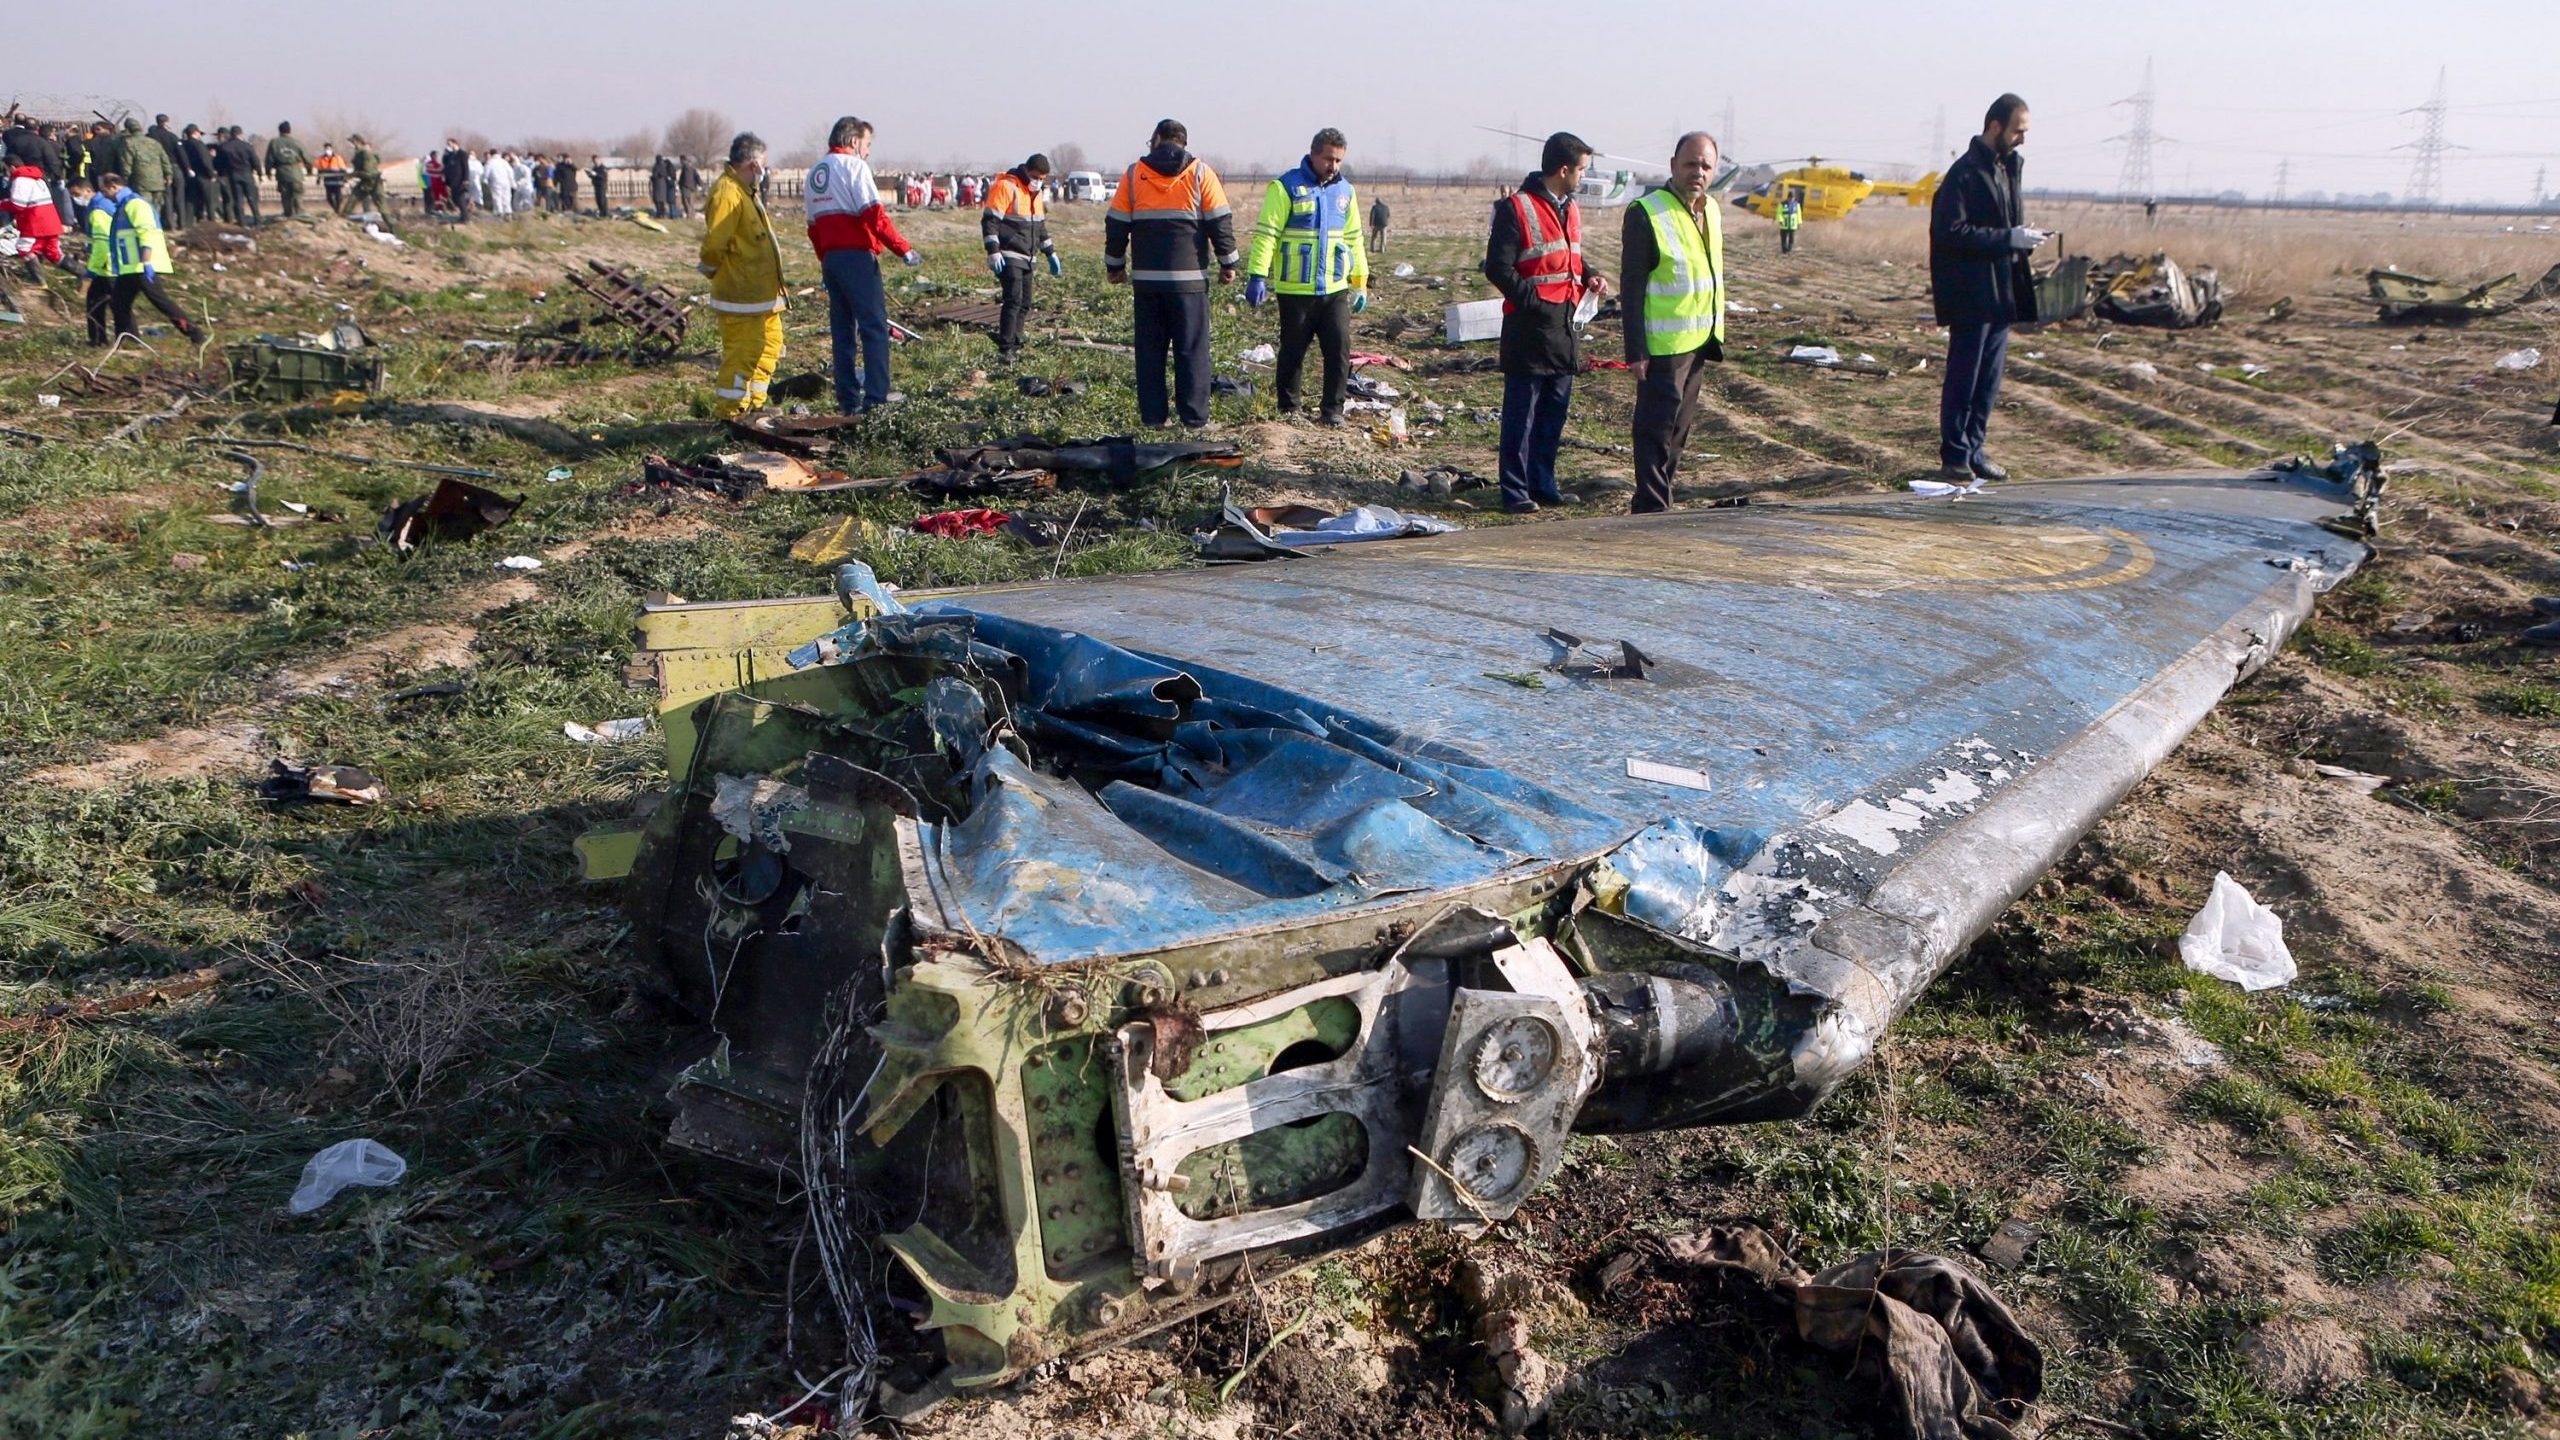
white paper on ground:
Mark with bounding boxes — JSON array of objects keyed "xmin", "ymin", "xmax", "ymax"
[
  {"xmin": 288, "ymin": 1138, "xmax": 407, "ymax": 1214},
  {"xmin": 495, "ymin": 555, "xmax": 543, "ymax": 571},
  {"xmin": 2494, "ymin": 347, "xmax": 2541, "ymax": 370},
  {"xmin": 1909, "ymin": 478, "xmax": 1986, "ymax": 498},
  {"xmin": 2179, "ymin": 872, "xmax": 2295, "ymax": 991}
]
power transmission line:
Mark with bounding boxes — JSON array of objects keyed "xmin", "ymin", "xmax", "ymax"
[
  {"xmin": 2273, "ymin": 158, "xmax": 2289, "ymax": 203},
  {"xmin": 2110, "ymin": 57, "xmax": 2158, "ymax": 201},
  {"xmin": 1930, "ymin": 104, "xmax": 1946, "ymax": 171},
  {"xmin": 1720, "ymin": 98, "xmax": 1738, "ymax": 161},
  {"xmin": 2400, "ymin": 67, "xmax": 2452, "ymax": 207}
]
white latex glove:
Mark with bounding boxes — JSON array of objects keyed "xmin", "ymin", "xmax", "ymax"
[{"xmin": 2007, "ymin": 226, "xmax": 2050, "ymax": 252}]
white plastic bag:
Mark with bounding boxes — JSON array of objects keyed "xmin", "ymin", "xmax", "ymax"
[
  {"xmin": 2179, "ymin": 872, "xmax": 2294, "ymax": 991},
  {"xmin": 289, "ymin": 1138, "xmax": 408, "ymax": 1214},
  {"xmin": 2493, "ymin": 347, "xmax": 2541, "ymax": 371}
]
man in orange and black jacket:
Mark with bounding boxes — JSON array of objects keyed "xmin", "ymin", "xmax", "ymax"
[
  {"xmin": 1104, "ymin": 118, "xmax": 1239, "ymax": 429},
  {"xmin": 981, "ymin": 153, "xmax": 1061, "ymax": 362}
]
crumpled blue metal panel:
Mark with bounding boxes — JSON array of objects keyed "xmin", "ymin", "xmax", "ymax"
[
  {"xmin": 877, "ymin": 603, "xmax": 1632, "ymax": 964},
  {"xmin": 919, "ymin": 475, "xmax": 2365, "ymax": 965}
]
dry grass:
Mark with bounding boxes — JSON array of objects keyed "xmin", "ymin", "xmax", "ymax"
[
  {"xmin": 1810, "ymin": 200, "xmax": 2560, "ymax": 304},
  {"xmin": 268, "ymin": 947, "xmax": 505, "ymax": 1113}
]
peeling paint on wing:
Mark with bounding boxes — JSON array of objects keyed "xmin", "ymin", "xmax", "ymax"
[{"xmin": 1819, "ymin": 797, "xmax": 1930, "ymax": 855}]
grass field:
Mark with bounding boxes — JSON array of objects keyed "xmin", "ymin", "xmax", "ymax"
[{"xmin": 0, "ymin": 189, "xmax": 2555, "ymax": 1439}]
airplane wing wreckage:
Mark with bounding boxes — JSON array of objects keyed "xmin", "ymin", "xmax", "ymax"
[{"xmin": 577, "ymin": 465, "xmax": 2380, "ymax": 1418}]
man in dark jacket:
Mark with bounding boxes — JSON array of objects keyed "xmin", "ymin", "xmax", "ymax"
[
  {"xmin": 5, "ymin": 117, "xmax": 68, "ymax": 223},
  {"xmin": 443, "ymin": 139, "xmax": 474, "ymax": 221},
  {"xmin": 1104, "ymin": 119, "xmax": 1240, "ymax": 429},
  {"xmin": 588, "ymin": 156, "xmax": 609, "ymax": 216},
  {"xmin": 1928, "ymin": 93, "xmax": 2047, "ymax": 482},
  {"xmin": 217, "ymin": 128, "xmax": 262, "ymax": 222},
  {"xmin": 181, "ymin": 126, "xmax": 218, "ymax": 224},
  {"xmin": 148, "ymin": 115, "xmax": 187, "ymax": 226},
  {"xmin": 1481, "ymin": 132, "xmax": 1610, "ymax": 512},
  {"xmin": 1369, "ymin": 194, "xmax": 1390, "ymax": 252}
]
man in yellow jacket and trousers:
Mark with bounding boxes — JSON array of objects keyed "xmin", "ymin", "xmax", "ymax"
[{"xmin": 699, "ymin": 132, "xmax": 784, "ymax": 417}]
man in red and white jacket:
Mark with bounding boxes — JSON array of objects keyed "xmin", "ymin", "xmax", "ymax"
[
  {"xmin": 4, "ymin": 163, "xmax": 64, "ymax": 267},
  {"xmin": 806, "ymin": 116, "xmax": 920, "ymax": 414}
]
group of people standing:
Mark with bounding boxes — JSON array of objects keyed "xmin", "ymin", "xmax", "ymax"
[
  {"xmin": 1, "ymin": 110, "xmax": 384, "ymax": 235},
  {"xmin": 426, "ymin": 144, "xmax": 593, "ymax": 220}
]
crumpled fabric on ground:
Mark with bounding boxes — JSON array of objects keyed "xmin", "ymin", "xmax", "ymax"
[
  {"xmin": 1653, "ymin": 1224, "xmax": 2043, "ymax": 1440},
  {"xmin": 912, "ymin": 508, "xmax": 1011, "ymax": 538}
]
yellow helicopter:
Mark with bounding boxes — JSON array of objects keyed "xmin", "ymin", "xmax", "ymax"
[
  {"xmin": 1472, "ymin": 130, "xmax": 1938, "ymax": 220},
  {"xmin": 1729, "ymin": 158, "xmax": 1940, "ymax": 222}
]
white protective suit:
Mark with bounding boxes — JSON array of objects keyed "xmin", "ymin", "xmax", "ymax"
[
  {"xmin": 509, "ymin": 155, "xmax": 534, "ymax": 213},
  {"xmin": 485, "ymin": 154, "xmax": 513, "ymax": 215}
]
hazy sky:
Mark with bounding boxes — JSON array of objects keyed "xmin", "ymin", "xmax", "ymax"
[{"xmin": 22, "ymin": 0, "xmax": 2558, "ymax": 203}]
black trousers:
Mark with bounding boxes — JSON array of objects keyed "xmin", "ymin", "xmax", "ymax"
[
  {"xmin": 1132, "ymin": 287, "xmax": 1211, "ymax": 427},
  {"xmin": 1779, "ymin": 228, "xmax": 1796, "ymax": 253},
  {"xmin": 996, "ymin": 260, "xmax": 1033, "ymax": 356},
  {"xmin": 153, "ymin": 184, "xmax": 181, "ymax": 230},
  {"xmin": 1631, "ymin": 346, "xmax": 1714, "ymax": 513},
  {"xmin": 1938, "ymin": 322, "xmax": 2009, "ymax": 469},
  {"xmin": 85, "ymin": 274, "xmax": 114, "ymax": 343},
  {"xmin": 185, "ymin": 175, "xmax": 211, "ymax": 224},
  {"xmin": 110, "ymin": 272, "xmax": 193, "ymax": 337},
  {"xmin": 228, "ymin": 175, "xmax": 259, "ymax": 222},
  {"xmin": 591, "ymin": 179, "xmax": 606, "ymax": 215},
  {"xmin": 1275, "ymin": 291, "xmax": 1351, "ymax": 417}
]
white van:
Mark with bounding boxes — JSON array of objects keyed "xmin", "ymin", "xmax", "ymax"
[{"xmin": 1062, "ymin": 170, "xmax": 1106, "ymax": 203}]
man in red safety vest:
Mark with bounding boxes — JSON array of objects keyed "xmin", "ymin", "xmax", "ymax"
[{"xmin": 1480, "ymin": 132, "xmax": 1610, "ymax": 513}]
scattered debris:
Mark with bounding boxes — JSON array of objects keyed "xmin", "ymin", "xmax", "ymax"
[
  {"xmin": 2493, "ymin": 347, "xmax": 2541, "ymax": 371},
  {"xmin": 1639, "ymin": 1224, "xmax": 2043, "ymax": 1440},
  {"xmin": 2092, "ymin": 252, "xmax": 2224, "ymax": 328},
  {"xmin": 2369, "ymin": 266, "xmax": 2525, "ymax": 325},
  {"xmin": 378, "ymin": 476, "xmax": 523, "ymax": 552},
  {"xmin": 287, "ymin": 1139, "xmax": 408, "ymax": 1215},
  {"xmin": 564, "ymin": 717, "xmax": 650, "ymax": 744},
  {"xmin": 1979, "ymin": 1219, "xmax": 2039, "ymax": 1269},
  {"xmin": 906, "ymin": 434, "xmax": 1241, "ymax": 497},
  {"xmin": 495, "ymin": 555, "xmax": 544, "ymax": 571},
  {"xmin": 1910, "ymin": 477, "xmax": 1987, "ymax": 498},
  {"xmin": 225, "ymin": 335, "xmax": 385, "ymax": 403},
  {"xmin": 2180, "ymin": 872, "xmax": 2295, "ymax": 991},
  {"xmin": 0, "ymin": 965, "xmax": 226, "ymax": 1038},
  {"xmin": 2312, "ymin": 763, "xmax": 2389, "ymax": 795},
  {"xmin": 1445, "ymin": 298, "xmax": 1505, "ymax": 343},
  {"xmin": 546, "ymin": 260, "xmax": 689, "ymax": 361},
  {"xmin": 259, "ymin": 760, "xmax": 388, "ymax": 807},
  {"xmin": 912, "ymin": 508, "xmax": 1011, "ymax": 539},
  {"xmin": 1237, "ymin": 343, "xmax": 1276, "ymax": 365},
  {"xmin": 1260, "ymin": 504, "xmax": 1458, "ymax": 548},
  {"xmin": 918, "ymin": 299, "xmax": 1005, "ymax": 329}
]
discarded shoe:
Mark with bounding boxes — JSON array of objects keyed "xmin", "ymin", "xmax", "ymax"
[{"xmin": 1970, "ymin": 458, "xmax": 2010, "ymax": 481}]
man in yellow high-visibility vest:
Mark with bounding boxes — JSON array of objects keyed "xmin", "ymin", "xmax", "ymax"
[{"xmin": 1619, "ymin": 132, "xmax": 1727, "ymax": 514}]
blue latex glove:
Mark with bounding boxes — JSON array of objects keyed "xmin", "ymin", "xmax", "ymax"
[
  {"xmin": 987, "ymin": 252, "xmax": 1004, "ymax": 276},
  {"xmin": 1350, "ymin": 288, "xmax": 1367, "ymax": 314},
  {"xmin": 901, "ymin": 250, "xmax": 922, "ymax": 267},
  {"xmin": 143, "ymin": 263, "xmax": 157, "ymax": 283},
  {"xmin": 1044, "ymin": 251, "xmax": 1062, "ymax": 278},
  {"xmin": 1244, "ymin": 275, "xmax": 1268, "ymax": 307}
]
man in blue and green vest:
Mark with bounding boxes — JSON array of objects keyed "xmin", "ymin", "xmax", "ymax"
[
  {"xmin": 1619, "ymin": 131, "xmax": 1727, "ymax": 514},
  {"xmin": 1243, "ymin": 127, "xmax": 1368, "ymax": 424},
  {"xmin": 71, "ymin": 175, "xmax": 116, "ymax": 345},
  {"xmin": 103, "ymin": 174, "xmax": 198, "ymax": 341}
]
